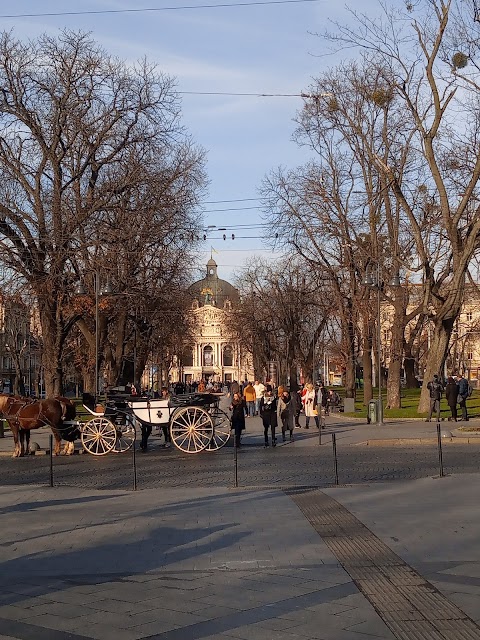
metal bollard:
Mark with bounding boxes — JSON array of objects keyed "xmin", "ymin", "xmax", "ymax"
[
  {"xmin": 49, "ymin": 434, "xmax": 54, "ymax": 488},
  {"xmin": 0, "ymin": 419, "xmax": 4, "ymax": 438},
  {"xmin": 233, "ymin": 437, "xmax": 238, "ymax": 488},
  {"xmin": 436, "ymin": 421, "xmax": 444, "ymax": 478},
  {"xmin": 332, "ymin": 432, "xmax": 339, "ymax": 486}
]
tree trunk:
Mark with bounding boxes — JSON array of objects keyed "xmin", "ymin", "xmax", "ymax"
[
  {"xmin": 344, "ymin": 318, "xmax": 356, "ymax": 399},
  {"xmin": 362, "ymin": 323, "xmax": 373, "ymax": 404},
  {"xmin": 404, "ymin": 352, "xmax": 418, "ymax": 388},
  {"xmin": 418, "ymin": 317, "xmax": 456, "ymax": 413},
  {"xmin": 386, "ymin": 297, "xmax": 405, "ymax": 409},
  {"xmin": 38, "ymin": 296, "xmax": 64, "ymax": 397}
]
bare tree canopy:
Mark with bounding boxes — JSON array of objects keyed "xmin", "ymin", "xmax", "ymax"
[{"xmin": 0, "ymin": 29, "xmax": 207, "ymax": 394}]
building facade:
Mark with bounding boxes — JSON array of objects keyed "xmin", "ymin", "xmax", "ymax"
[{"xmin": 180, "ymin": 258, "xmax": 253, "ymax": 385}]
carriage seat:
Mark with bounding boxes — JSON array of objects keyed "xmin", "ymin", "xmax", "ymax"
[{"xmin": 82, "ymin": 392, "xmax": 105, "ymax": 417}]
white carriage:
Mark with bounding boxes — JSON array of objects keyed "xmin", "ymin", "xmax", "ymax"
[{"xmin": 78, "ymin": 391, "xmax": 231, "ymax": 456}]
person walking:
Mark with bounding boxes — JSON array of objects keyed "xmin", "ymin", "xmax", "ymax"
[
  {"xmin": 426, "ymin": 374, "xmax": 443, "ymax": 422},
  {"xmin": 292, "ymin": 387, "xmax": 303, "ymax": 428},
  {"xmin": 445, "ymin": 376, "xmax": 459, "ymax": 422},
  {"xmin": 160, "ymin": 386, "xmax": 172, "ymax": 446},
  {"xmin": 456, "ymin": 373, "xmax": 470, "ymax": 421},
  {"xmin": 229, "ymin": 392, "xmax": 246, "ymax": 448},
  {"xmin": 278, "ymin": 389, "xmax": 294, "ymax": 442},
  {"xmin": 317, "ymin": 383, "xmax": 328, "ymax": 421},
  {"xmin": 302, "ymin": 382, "xmax": 320, "ymax": 429},
  {"xmin": 260, "ymin": 385, "xmax": 277, "ymax": 447},
  {"xmin": 243, "ymin": 381, "xmax": 256, "ymax": 418},
  {"xmin": 253, "ymin": 380, "xmax": 265, "ymax": 415}
]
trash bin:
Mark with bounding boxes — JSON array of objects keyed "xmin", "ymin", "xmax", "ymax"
[{"xmin": 367, "ymin": 400, "xmax": 378, "ymax": 424}]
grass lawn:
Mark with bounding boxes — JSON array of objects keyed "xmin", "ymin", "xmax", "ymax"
[{"xmin": 342, "ymin": 387, "xmax": 479, "ymax": 420}]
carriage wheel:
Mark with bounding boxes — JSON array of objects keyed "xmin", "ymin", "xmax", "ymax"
[
  {"xmin": 170, "ymin": 407, "xmax": 213, "ymax": 454},
  {"xmin": 112, "ymin": 421, "xmax": 136, "ymax": 453},
  {"xmin": 206, "ymin": 407, "xmax": 232, "ymax": 451},
  {"xmin": 81, "ymin": 417, "xmax": 117, "ymax": 456}
]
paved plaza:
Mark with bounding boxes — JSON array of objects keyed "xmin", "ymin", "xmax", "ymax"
[{"xmin": 1, "ymin": 408, "xmax": 480, "ymax": 639}]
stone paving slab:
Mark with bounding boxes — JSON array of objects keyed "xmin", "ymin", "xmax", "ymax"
[{"xmin": 0, "ymin": 475, "xmax": 479, "ymax": 639}]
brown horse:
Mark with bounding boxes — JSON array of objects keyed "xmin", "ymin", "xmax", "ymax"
[{"xmin": 0, "ymin": 395, "xmax": 66, "ymax": 457}]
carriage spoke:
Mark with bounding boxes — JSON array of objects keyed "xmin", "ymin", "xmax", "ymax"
[
  {"xmin": 81, "ymin": 417, "xmax": 116, "ymax": 456},
  {"xmin": 206, "ymin": 408, "xmax": 232, "ymax": 451},
  {"xmin": 170, "ymin": 406, "xmax": 214, "ymax": 453}
]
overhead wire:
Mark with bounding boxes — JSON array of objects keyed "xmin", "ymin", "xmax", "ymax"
[{"xmin": 0, "ymin": 0, "xmax": 323, "ymax": 19}]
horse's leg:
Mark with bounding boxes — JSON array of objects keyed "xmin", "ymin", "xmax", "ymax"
[
  {"xmin": 53, "ymin": 429, "xmax": 62, "ymax": 456},
  {"xmin": 19, "ymin": 429, "xmax": 25, "ymax": 457},
  {"xmin": 11, "ymin": 424, "xmax": 20, "ymax": 458},
  {"xmin": 24, "ymin": 429, "xmax": 31, "ymax": 455}
]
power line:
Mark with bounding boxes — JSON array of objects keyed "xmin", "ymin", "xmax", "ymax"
[
  {"xmin": 202, "ymin": 205, "xmax": 261, "ymax": 212},
  {"xmin": 204, "ymin": 198, "xmax": 260, "ymax": 203},
  {"xmin": 1, "ymin": 0, "xmax": 323, "ymax": 19},
  {"xmin": 181, "ymin": 91, "xmax": 310, "ymax": 97}
]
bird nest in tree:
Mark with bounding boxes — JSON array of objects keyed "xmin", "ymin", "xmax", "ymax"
[{"xmin": 452, "ymin": 52, "xmax": 468, "ymax": 69}]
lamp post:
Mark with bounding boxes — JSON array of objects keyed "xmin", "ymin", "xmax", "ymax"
[
  {"xmin": 76, "ymin": 272, "xmax": 112, "ymax": 400},
  {"xmin": 364, "ymin": 263, "xmax": 384, "ymax": 425}
]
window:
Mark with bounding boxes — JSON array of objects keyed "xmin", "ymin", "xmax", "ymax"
[
  {"xmin": 466, "ymin": 311, "xmax": 473, "ymax": 322},
  {"xmin": 468, "ymin": 351, "xmax": 473, "ymax": 361},
  {"xmin": 203, "ymin": 345, "xmax": 213, "ymax": 367},
  {"xmin": 223, "ymin": 345, "xmax": 233, "ymax": 367},
  {"xmin": 182, "ymin": 349, "xmax": 193, "ymax": 367}
]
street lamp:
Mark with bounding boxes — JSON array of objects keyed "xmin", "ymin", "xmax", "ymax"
[
  {"xmin": 364, "ymin": 263, "xmax": 384, "ymax": 425},
  {"xmin": 76, "ymin": 272, "xmax": 112, "ymax": 400}
]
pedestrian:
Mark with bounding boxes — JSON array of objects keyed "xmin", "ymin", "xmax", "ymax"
[
  {"xmin": 445, "ymin": 376, "xmax": 459, "ymax": 422},
  {"xmin": 292, "ymin": 387, "xmax": 303, "ymax": 428},
  {"xmin": 230, "ymin": 380, "xmax": 240, "ymax": 397},
  {"xmin": 317, "ymin": 383, "xmax": 328, "ymax": 423},
  {"xmin": 160, "ymin": 386, "xmax": 172, "ymax": 446},
  {"xmin": 302, "ymin": 382, "xmax": 320, "ymax": 429},
  {"xmin": 277, "ymin": 389, "xmax": 294, "ymax": 442},
  {"xmin": 260, "ymin": 385, "xmax": 277, "ymax": 447},
  {"xmin": 426, "ymin": 374, "xmax": 443, "ymax": 422},
  {"xmin": 253, "ymin": 380, "xmax": 265, "ymax": 415},
  {"xmin": 456, "ymin": 373, "xmax": 471, "ymax": 421},
  {"xmin": 243, "ymin": 381, "xmax": 256, "ymax": 418},
  {"xmin": 198, "ymin": 379, "xmax": 206, "ymax": 392},
  {"xmin": 229, "ymin": 391, "xmax": 246, "ymax": 448}
]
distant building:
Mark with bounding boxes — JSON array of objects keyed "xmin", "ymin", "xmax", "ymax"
[{"xmin": 178, "ymin": 257, "xmax": 253, "ymax": 385}]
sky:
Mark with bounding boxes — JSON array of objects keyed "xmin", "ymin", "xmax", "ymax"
[{"xmin": 4, "ymin": 0, "xmax": 380, "ymax": 282}]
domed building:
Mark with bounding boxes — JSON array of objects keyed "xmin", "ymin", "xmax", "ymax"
[{"xmin": 180, "ymin": 257, "xmax": 253, "ymax": 385}]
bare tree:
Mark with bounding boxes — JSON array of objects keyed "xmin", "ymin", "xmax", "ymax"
[
  {"xmin": 0, "ymin": 30, "xmax": 206, "ymax": 395},
  {"xmin": 231, "ymin": 257, "xmax": 331, "ymax": 390},
  {"xmin": 321, "ymin": 0, "xmax": 480, "ymax": 411}
]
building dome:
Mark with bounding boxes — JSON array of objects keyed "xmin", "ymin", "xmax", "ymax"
[{"xmin": 189, "ymin": 258, "xmax": 239, "ymax": 308}]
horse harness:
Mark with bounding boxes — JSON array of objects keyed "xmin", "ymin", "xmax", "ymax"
[{"xmin": 3, "ymin": 397, "xmax": 54, "ymax": 429}]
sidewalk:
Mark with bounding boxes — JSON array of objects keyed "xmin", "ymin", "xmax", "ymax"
[
  {"xmin": 2, "ymin": 399, "xmax": 480, "ymax": 638},
  {"xmin": 1, "ymin": 475, "xmax": 480, "ymax": 639}
]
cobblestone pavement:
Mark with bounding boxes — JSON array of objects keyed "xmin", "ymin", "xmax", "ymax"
[
  {"xmin": 0, "ymin": 441, "xmax": 479, "ymax": 490},
  {"xmin": 1, "ymin": 475, "xmax": 480, "ymax": 640},
  {"xmin": 2, "ymin": 413, "xmax": 480, "ymax": 639}
]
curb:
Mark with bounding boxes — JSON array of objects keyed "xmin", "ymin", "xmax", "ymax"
[{"xmin": 356, "ymin": 437, "xmax": 480, "ymax": 446}]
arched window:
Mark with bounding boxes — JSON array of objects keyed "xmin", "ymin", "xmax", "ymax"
[
  {"xmin": 223, "ymin": 345, "xmax": 233, "ymax": 367},
  {"xmin": 203, "ymin": 345, "xmax": 214, "ymax": 367}
]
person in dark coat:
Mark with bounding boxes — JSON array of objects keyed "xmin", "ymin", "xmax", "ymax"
[
  {"xmin": 229, "ymin": 392, "xmax": 246, "ymax": 447},
  {"xmin": 259, "ymin": 385, "xmax": 278, "ymax": 447},
  {"xmin": 426, "ymin": 374, "xmax": 443, "ymax": 422},
  {"xmin": 456, "ymin": 374, "xmax": 470, "ymax": 421},
  {"xmin": 445, "ymin": 376, "xmax": 459, "ymax": 422}
]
